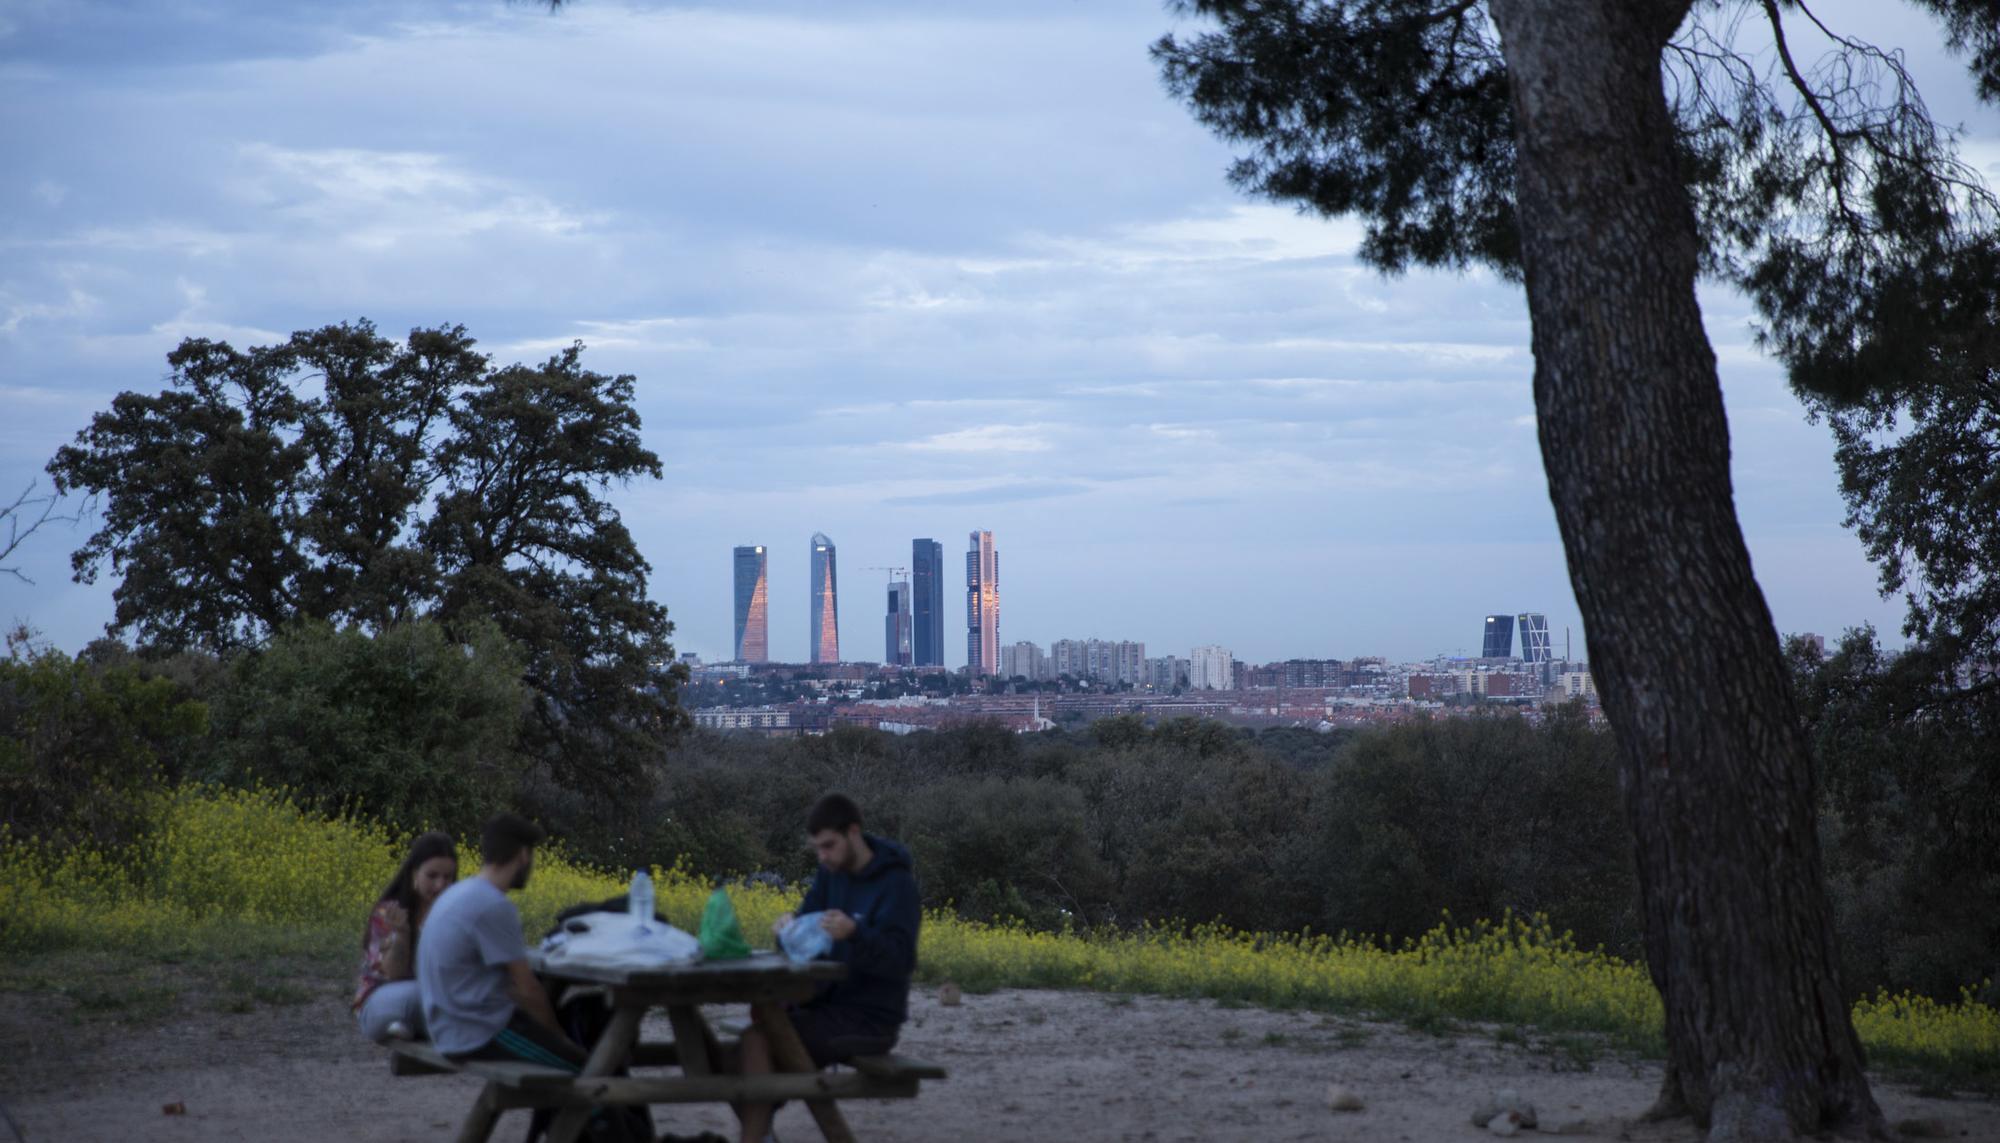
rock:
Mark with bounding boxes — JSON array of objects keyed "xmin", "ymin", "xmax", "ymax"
[
  {"xmin": 1895, "ymin": 1119, "xmax": 1952, "ymax": 1139},
  {"xmin": 1326, "ymin": 1083, "xmax": 1365, "ymax": 1112},
  {"xmin": 1473, "ymin": 1089, "xmax": 1538, "ymax": 1129},
  {"xmin": 937, "ymin": 982, "xmax": 962, "ymax": 1007}
]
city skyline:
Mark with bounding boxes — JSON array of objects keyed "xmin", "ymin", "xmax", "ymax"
[{"xmin": 0, "ymin": 2, "xmax": 1954, "ymax": 667}]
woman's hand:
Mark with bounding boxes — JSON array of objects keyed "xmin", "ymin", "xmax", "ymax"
[
  {"xmin": 379, "ymin": 901, "xmax": 410, "ymax": 933},
  {"xmin": 772, "ymin": 912, "xmax": 795, "ymax": 939}
]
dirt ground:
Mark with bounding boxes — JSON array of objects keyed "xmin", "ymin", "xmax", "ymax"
[{"xmin": 4, "ymin": 982, "xmax": 1995, "ymax": 1142}]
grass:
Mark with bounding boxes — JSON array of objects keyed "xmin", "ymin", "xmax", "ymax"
[{"xmin": 3, "ymin": 784, "xmax": 1997, "ymax": 1093}]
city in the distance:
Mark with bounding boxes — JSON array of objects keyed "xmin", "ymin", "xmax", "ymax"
[{"xmin": 685, "ymin": 530, "xmax": 1714, "ymax": 737}]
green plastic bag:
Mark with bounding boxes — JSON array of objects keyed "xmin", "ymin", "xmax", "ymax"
[{"xmin": 698, "ymin": 888, "xmax": 753, "ymax": 960}]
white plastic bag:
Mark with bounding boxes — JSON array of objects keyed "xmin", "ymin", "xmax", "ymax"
[
  {"xmin": 780, "ymin": 911, "xmax": 834, "ymax": 964},
  {"xmin": 541, "ymin": 910, "xmax": 702, "ymax": 970}
]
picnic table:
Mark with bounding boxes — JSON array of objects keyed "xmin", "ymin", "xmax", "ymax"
[{"xmin": 390, "ymin": 949, "xmax": 943, "ymax": 1143}]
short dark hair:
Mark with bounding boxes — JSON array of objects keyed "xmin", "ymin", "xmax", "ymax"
[
  {"xmin": 806, "ymin": 794, "xmax": 863, "ymax": 836},
  {"xmin": 481, "ymin": 812, "xmax": 545, "ymax": 866}
]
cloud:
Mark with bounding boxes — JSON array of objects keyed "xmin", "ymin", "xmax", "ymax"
[
  {"xmin": 882, "ymin": 479, "xmax": 1092, "ymax": 507},
  {"xmin": 904, "ymin": 424, "xmax": 1059, "ymax": 454}
]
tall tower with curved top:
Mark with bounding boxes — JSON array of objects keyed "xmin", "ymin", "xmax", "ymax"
[{"xmin": 810, "ymin": 532, "xmax": 840, "ymax": 664}]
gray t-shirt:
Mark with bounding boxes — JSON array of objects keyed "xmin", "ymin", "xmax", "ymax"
[{"xmin": 416, "ymin": 877, "xmax": 527, "ymax": 1054}]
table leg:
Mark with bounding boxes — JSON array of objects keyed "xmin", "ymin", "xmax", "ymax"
[
  {"xmin": 666, "ymin": 1004, "xmax": 719, "ymax": 1075},
  {"xmin": 752, "ymin": 1001, "xmax": 857, "ymax": 1143},
  {"xmin": 454, "ymin": 1083, "xmax": 504, "ymax": 1143},
  {"xmin": 546, "ymin": 1005, "xmax": 644, "ymax": 1143}
]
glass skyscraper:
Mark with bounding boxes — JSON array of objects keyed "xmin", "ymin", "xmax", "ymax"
[
  {"xmin": 965, "ymin": 530, "xmax": 999, "ymax": 675},
  {"xmin": 1482, "ymin": 614, "xmax": 1515, "ymax": 659},
  {"xmin": 810, "ymin": 532, "xmax": 839, "ymax": 664},
  {"xmin": 731, "ymin": 545, "xmax": 768, "ymax": 662},
  {"xmin": 885, "ymin": 579, "xmax": 913, "ymax": 666},
  {"xmin": 1518, "ymin": 612, "xmax": 1553, "ymax": 663},
  {"xmin": 911, "ymin": 538, "xmax": 945, "ymax": 667}
]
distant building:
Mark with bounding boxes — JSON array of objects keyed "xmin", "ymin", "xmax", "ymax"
[
  {"xmin": 692, "ymin": 706, "xmax": 795, "ymax": 733},
  {"xmin": 1046, "ymin": 638, "xmax": 1144, "ymax": 684},
  {"xmin": 1188, "ymin": 645, "xmax": 1235, "ymax": 690},
  {"xmin": 1483, "ymin": 614, "xmax": 1515, "ymax": 659},
  {"xmin": 1797, "ymin": 632, "xmax": 1827, "ymax": 657},
  {"xmin": 966, "ymin": 530, "xmax": 1000, "ymax": 675},
  {"xmin": 731, "ymin": 545, "xmax": 769, "ymax": 662},
  {"xmin": 810, "ymin": 532, "xmax": 840, "ymax": 664},
  {"xmin": 1145, "ymin": 656, "xmax": 1189, "ymax": 690},
  {"xmin": 884, "ymin": 579, "xmax": 913, "ymax": 666},
  {"xmin": 1558, "ymin": 671, "xmax": 1597, "ymax": 700},
  {"xmin": 1518, "ymin": 613, "xmax": 1552, "ymax": 664},
  {"xmin": 912, "ymin": 538, "xmax": 946, "ymax": 667},
  {"xmin": 1001, "ymin": 640, "xmax": 1046, "ymax": 680}
]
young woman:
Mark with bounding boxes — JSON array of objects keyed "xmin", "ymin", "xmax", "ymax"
[{"xmin": 353, "ymin": 831, "xmax": 457, "ymax": 1042}]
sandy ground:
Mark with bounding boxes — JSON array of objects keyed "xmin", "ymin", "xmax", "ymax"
[{"xmin": 4, "ymin": 982, "xmax": 1996, "ymax": 1142}]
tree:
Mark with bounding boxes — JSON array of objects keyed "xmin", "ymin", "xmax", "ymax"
[
  {"xmin": 0, "ymin": 631, "xmax": 209, "ymax": 851},
  {"xmin": 47, "ymin": 321, "xmax": 687, "ymax": 800},
  {"xmin": 206, "ymin": 618, "xmax": 529, "ymax": 837},
  {"xmin": 1155, "ymin": 2, "xmax": 1997, "ymax": 1137},
  {"xmin": 1, "ymin": 481, "xmax": 87, "ymax": 584}
]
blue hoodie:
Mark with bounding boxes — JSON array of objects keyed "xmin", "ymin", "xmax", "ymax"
[{"xmin": 798, "ymin": 834, "xmax": 920, "ymax": 1026}]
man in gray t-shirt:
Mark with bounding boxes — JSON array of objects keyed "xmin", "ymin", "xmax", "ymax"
[{"xmin": 415, "ymin": 813, "xmax": 585, "ymax": 1069}]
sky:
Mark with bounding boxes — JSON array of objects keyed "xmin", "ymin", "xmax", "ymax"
[{"xmin": 2, "ymin": 1, "xmax": 1994, "ymax": 665}]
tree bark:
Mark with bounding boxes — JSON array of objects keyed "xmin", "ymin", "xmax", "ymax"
[{"xmin": 1484, "ymin": 1, "xmax": 1884, "ymax": 1139}]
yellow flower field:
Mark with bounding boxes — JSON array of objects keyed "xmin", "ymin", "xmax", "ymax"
[{"xmin": 2, "ymin": 785, "xmax": 1993, "ymax": 1085}]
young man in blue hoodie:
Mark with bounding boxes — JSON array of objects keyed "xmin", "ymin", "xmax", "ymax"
[{"xmin": 735, "ymin": 793, "xmax": 919, "ymax": 1143}]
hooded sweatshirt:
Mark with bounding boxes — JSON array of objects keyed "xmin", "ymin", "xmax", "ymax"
[{"xmin": 797, "ymin": 834, "xmax": 920, "ymax": 1026}]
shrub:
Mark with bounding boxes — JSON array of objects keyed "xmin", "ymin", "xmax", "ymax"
[{"xmin": 205, "ymin": 618, "xmax": 527, "ymax": 836}]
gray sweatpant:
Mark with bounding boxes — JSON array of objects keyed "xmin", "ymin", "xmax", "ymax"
[{"xmin": 355, "ymin": 979, "xmax": 424, "ymax": 1042}]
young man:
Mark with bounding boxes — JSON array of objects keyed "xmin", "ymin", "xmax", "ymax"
[
  {"xmin": 416, "ymin": 812, "xmax": 587, "ymax": 1071},
  {"xmin": 735, "ymin": 794, "xmax": 919, "ymax": 1143}
]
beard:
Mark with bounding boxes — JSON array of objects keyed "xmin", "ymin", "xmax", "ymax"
[{"xmin": 510, "ymin": 863, "xmax": 532, "ymax": 891}]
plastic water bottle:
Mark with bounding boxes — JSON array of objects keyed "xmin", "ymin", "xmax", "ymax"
[{"xmin": 629, "ymin": 868, "xmax": 654, "ymax": 928}]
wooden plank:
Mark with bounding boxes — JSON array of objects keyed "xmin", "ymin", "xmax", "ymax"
[
  {"xmin": 453, "ymin": 1084, "xmax": 505, "ymax": 1143},
  {"xmin": 609, "ymin": 976, "xmax": 823, "ymax": 1009},
  {"xmin": 390, "ymin": 1043, "xmax": 458, "ymax": 1076},
  {"xmin": 545, "ymin": 1004, "xmax": 643, "ymax": 1143},
  {"xmin": 848, "ymin": 1054, "xmax": 948, "ymax": 1081},
  {"xmin": 532, "ymin": 949, "xmax": 844, "ymax": 991},
  {"xmin": 565, "ymin": 1072, "xmax": 919, "ymax": 1105},
  {"xmin": 755, "ymin": 1000, "xmax": 858, "ymax": 1143},
  {"xmin": 665, "ymin": 1004, "xmax": 718, "ymax": 1077}
]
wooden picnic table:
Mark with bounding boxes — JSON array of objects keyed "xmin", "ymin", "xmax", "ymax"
[{"xmin": 396, "ymin": 948, "xmax": 942, "ymax": 1143}]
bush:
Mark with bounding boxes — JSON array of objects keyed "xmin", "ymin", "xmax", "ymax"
[
  {"xmin": 205, "ymin": 619, "xmax": 527, "ymax": 836},
  {"xmin": 0, "ymin": 636, "xmax": 207, "ymax": 851}
]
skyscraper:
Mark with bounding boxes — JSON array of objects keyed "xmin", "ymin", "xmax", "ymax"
[
  {"xmin": 1482, "ymin": 614, "xmax": 1515, "ymax": 659},
  {"xmin": 731, "ymin": 545, "xmax": 768, "ymax": 662},
  {"xmin": 1518, "ymin": 612, "xmax": 1553, "ymax": 664},
  {"xmin": 810, "ymin": 532, "xmax": 839, "ymax": 664},
  {"xmin": 884, "ymin": 578, "xmax": 913, "ymax": 666},
  {"xmin": 965, "ymin": 530, "xmax": 999, "ymax": 675},
  {"xmin": 911, "ymin": 538, "xmax": 945, "ymax": 667}
]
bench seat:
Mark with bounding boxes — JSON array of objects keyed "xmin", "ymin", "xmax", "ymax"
[{"xmin": 849, "ymin": 1054, "xmax": 947, "ymax": 1081}]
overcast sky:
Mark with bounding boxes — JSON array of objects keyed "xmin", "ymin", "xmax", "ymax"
[{"xmin": 3, "ymin": 1, "xmax": 1994, "ymax": 665}]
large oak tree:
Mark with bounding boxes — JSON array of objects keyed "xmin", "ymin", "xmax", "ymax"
[
  {"xmin": 1156, "ymin": 1, "xmax": 1998, "ymax": 1138},
  {"xmin": 47, "ymin": 321, "xmax": 688, "ymax": 801}
]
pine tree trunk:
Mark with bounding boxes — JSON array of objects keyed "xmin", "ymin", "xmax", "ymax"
[{"xmin": 1484, "ymin": 1, "xmax": 1884, "ymax": 1138}]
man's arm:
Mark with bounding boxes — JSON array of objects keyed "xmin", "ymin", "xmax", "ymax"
[
  {"xmin": 504, "ymin": 960, "xmax": 579, "ymax": 1050},
  {"xmin": 839, "ymin": 870, "xmax": 919, "ymax": 979}
]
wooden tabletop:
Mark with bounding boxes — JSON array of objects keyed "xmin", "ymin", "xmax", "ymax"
[{"xmin": 531, "ymin": 946, "xmax": 846, "ymax": 990}]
